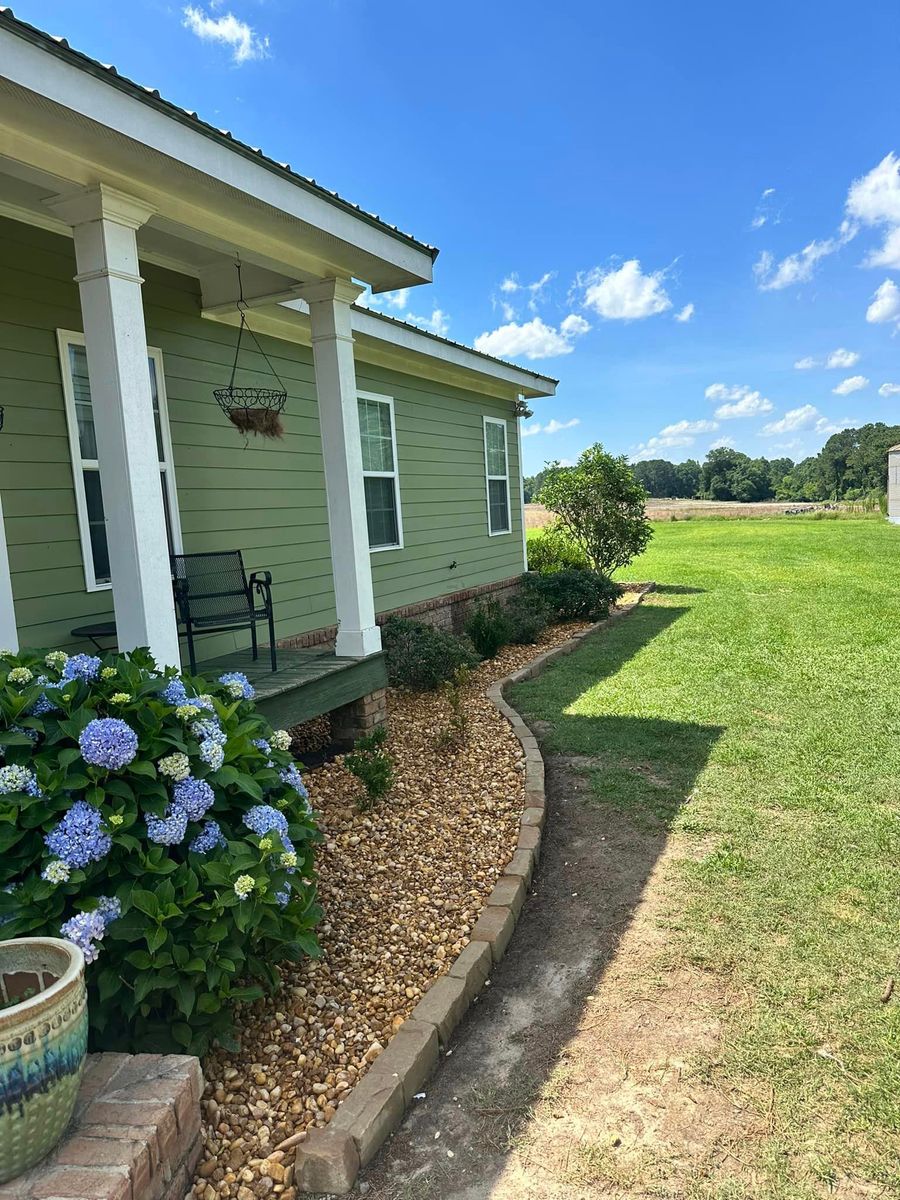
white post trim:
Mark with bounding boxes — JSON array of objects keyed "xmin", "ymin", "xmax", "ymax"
[
  {"xmin": 301, "ymin": 278, "xmax": 381, "ymax": 658},
  {"xmin": 46, "ymin": 185, "xmax": 181, "ymax": 669},
  {"xmin": 0, "ymin": 492, "xmax": 18, "ymax": 653},
  {"xmin": 516, "ymin": 398, "xmax": 529, "ymax": 572}
]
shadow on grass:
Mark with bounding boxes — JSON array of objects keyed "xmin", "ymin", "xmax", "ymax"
[
  {"xmin": 653, "ymin": 583, "xmax": 706, "ymax": 595},
  {"xmin": 362, "ymin": 598, "xmax": 726, "ymax": 1200}
]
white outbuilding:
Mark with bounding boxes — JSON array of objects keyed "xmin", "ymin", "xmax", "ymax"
[{"xmin": 889, "ymin": 445, "xmax": 900, "ymax": 524}]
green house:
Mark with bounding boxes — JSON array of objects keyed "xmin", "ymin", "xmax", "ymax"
[{"xmin": 0, "ymin": 11, "xmax": 555, "ymax": 733}]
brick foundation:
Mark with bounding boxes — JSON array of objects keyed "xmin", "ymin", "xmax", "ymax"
[
  {"xmin": 330, "ymin": 687, "xmax": 388, "ymax": 747},
  {"xmin": 1, "ymin": 1053, "xmax": 203, "ymax": 1200}
]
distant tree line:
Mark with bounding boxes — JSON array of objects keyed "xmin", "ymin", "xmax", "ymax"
[{"xmin": 524, "ymin": 423, "xmax": 900, "ymax": 504}]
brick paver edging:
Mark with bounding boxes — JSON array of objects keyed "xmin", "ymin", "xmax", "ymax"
[{"xmin": 291, "ymin": 583, "xmax": 656, "ymax": 1194}]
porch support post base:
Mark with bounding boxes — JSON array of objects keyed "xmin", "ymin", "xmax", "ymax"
[
  {"xmin": 46, "ymin": 184, "xmax": 181, "ymax": 669},
  {"xmin": 331, "ymin": 687, "xmax": 388, "ymax": 748},
  {"xmin": 302, "ymin": 278, "xmax": 381, "ymax": 660}
]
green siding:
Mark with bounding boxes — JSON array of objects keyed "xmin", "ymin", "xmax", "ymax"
[{"xmin": 0, "ymin": 216, "xmax": 525, "ymax": 655}]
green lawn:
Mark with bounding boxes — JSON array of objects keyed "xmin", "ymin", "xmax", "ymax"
[{"xmin": 511, "ymin": 517, "xmax": 900, "ymax": 1197}]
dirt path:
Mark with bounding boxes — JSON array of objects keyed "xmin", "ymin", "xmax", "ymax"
[{"xmin": 357, "ymin": 757, "xmax": 756, "ymax": 1200}]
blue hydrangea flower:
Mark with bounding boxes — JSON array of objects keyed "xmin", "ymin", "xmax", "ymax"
[
  {"xmin": 28, "ymin": 675, "xmax": 59, "ymax": 716},
  {"xmin": 189, "ymin": 819, "xmax": 227, "ymax": 855},
  {"xmin": 10, "ymin": 724, "xmax": 39, "ymax": 744},
  {"xmin": 275, "ymin": 886, "xmax": 291, "ymax": 907},
  {"xmin": 194, "ymin": 695, "xmax": 216, "ymax": 713},
  {"xmin": 59, "ymin": 899, "xmax": 118, "ymax": 964},
  {"xmin": 172, "ymin": 776, "xmax": 215, "ymax": 821},
  {"xmin": 95, "ymin": 895, "xmax": 121, "ymax": 922},
  {"xmin": 243, "ymin": 803, "xmax": 289, "ymax": 839},
  {"xmin": 279, "ymin": 764, "xmax": 309, "ymax": 800},
  {"xmin": 161, "ymin": 678, "xmax": 190, "ymax": 707},
  {"xmin": 199, "ymin": 739, "xmax": 224, "ymax": 771},
  {"xmin": 219, "ymin": 671, "xmax": 255, "ymax": 700},
  {"xmin": 0, "ymin": 764, "xmax": 42, "ymax": 797},
  {"xmin": 191, "ymin": 718, "xmax": 227, "ymax": 747},
  {"xmin": 61, "ymin": 654, "xmax": 102, "ymax": 683},
  {"xmin": 45, "ymin": 799, "xmax": 111, "ymax": 868},
  {"xmin": 79, "ymin": 718, "xmax": 139, "ymax": 770},
  {"xmin": 252, "ymin": 738, "xmax": 271, "ymax": 755},
  {"xmin": 146, "ymin": 805, "xmax": 188, "ymax": 845}
]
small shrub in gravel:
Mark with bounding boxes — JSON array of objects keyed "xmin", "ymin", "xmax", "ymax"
[
  {"xmin": 504, "ymin": 592, "xmax": 552, "ymax": 644},
  {"xmin": 433, "ymin": 666, "xmax": 471, "ymax": 753},
  {"xmin": 0, "ymin": 647, "xmax": 320, "ymax": 1055},
  {"xmin": 344, "ymin": 725, "xmax": 395, "ymax": 809},
  {"xmin": 381, "ymin": 615, "xmax": 478, "ymax": 690},
  {"xmin": 466, "ymin": 599, "xmax": 514, "ymax": 660},
  {"xmin": 527, "ymin": 520, "xmax": 590, "ymax": 574},
  {"xmin": 523, "ymin": 569, "xmax": 621, "ymax": 622}
]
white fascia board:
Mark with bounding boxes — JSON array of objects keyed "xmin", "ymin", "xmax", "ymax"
[{"xmin": 0, "ymin": 26, "xmax": 435, "ymax": 288}]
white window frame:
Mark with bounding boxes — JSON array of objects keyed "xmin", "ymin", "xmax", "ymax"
[
  {"xmin": 483, "ymin": 415, "xmax": 512, "ymax": 536},
  {"xmin": 358, "ymin": 390, "xmax": 404, "ymax": 552},
  {"xmin": 56, "ymin": 329, "xmax": 183, "ymax": 593}
]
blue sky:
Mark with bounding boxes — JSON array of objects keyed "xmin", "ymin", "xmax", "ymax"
[{"xmin": 15, "ymin": 0, "xmax": 900, "ymax": 473}]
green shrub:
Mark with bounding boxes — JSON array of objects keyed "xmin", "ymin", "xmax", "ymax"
[
  {"xmin": 465, "ymin": 599, "xmax": 514, "ymax": 659},
  {"xmin": 504, "ymin": 592, "xmax": 552, "ymax": 644},
  {"xmin": 0, "ymin": 648, "xmax": 320, "ymax": 1055},
  {"xmin": 432, "ymin": 667, "xmax": 471, "ymax": 754},
  {"xmin": 527, "ymin": 522, "xmax": 591, "ymax": 574},
  {"xmin": 381, "ymin": 616, "xmax": 477, "ymax": 690},
  {"xmin": 523, "ymin": 569, "xmax": 620, "ymax": 622},
  {"xmin": 344, "ymin": 725, "xmax": 394, "ymax": 808}
]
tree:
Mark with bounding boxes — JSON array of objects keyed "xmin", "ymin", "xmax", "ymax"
[
  {"xmin": 674, "ymin": 459, "xmax": 701, "ymax": 498},
  {"xmin": 631, "ymin": 459, "xmax": 679, "ymax": 498},
  {"xmin": 538, "ymin": 444, "xmax": 652, "ymax": 575}
]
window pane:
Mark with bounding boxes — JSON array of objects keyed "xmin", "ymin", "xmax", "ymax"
[
  {"xmin": 160, "ymin": 470, "xmax": 176, "ymax": 556},
  {"xmin": 488, "ymin": 478, "xmax": 510, "ymax": 533},
  {"xmin": 485, "ymin": 422, "xmax": 507, "ymax": 477},
  {"xmin": 358, "ymin": 398, "xmax": 394, "ymax": 473},
  {"xmin": 83, "ymin": 469, "xmax": 110, "ymax": 583},
  {"xmin": 149, "ymin": 357, "xmax": 165, "ymax": 462},
  {"xmin": 68, "ymin": 344, "xmax": 97, "ymax": 460},
  {"xmin": 364, "ymin": 476, "xmax": 399, "ymax": 548}
]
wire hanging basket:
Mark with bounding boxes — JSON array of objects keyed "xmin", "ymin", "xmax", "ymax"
[{"xmin": 214, "ymin": 261, "xmax": 288, "ymax": 440}]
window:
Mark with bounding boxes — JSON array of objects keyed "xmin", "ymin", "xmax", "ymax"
[
  {"xmin": 358, "ymin": 392, "xmax": 402, "ymax": 551},
  {"xmin": 484, "ymin": 416, "xmax": 511, "ymax": 535},
  {"xmin": 57, "ymin": 331, "xmax": 182, "ymax": 592}
]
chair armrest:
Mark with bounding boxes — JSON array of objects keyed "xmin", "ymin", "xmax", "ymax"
[{"xmin": 249, "ymin": 570, "xmax": 273, "ymax": 609}]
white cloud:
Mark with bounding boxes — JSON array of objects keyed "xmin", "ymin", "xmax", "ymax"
[
  {"xmin": 630, "ymin": 433, "xmax": 696, "ymax": 462},
  {"xmin": 709, "ymin": 435, "xmax": 736, "ymax": 450},
  {"xmin": 579, "ymin": 259, "xmax": 673, "ymax": 320},
  {"xmin": 753, "ymin": 222, "xmax": 854, "ymax": 291},
  {"xmin": 474, "ymin": 314, "xmax": 588, "ymax": 361},
  {"xmin": 750, "ymin": 187, "xmax": 779, "ymax": 231},
  {"xmin": 405, "ymin": 308, "xmax": 450, "ymax": 337},
  {"xmin": 500, "ymin": 300, "xmax": 516, "ymax": 321},
  {"xmin": 674, "ymin": 303, "xmax": 695, "ymax": 323},
  {"xmin": 826, "ymin": 347, "xmax": 860, "ymax": 369},
  {"xmin": 182, "ymin": 5, "xmax": 268, "ymax": 63},
  {"xmin": 866, "ymin": 278, "xmax": 900, "ymax": 327},
  {"xmin": 659, "ymin": 419, "xmax": 718, "ymax": 436},
  {"xmin": 832, "ymin": 374, "xmax": 868, "ymax": 395},
  {"xmin": 499, "ymin": 275, "xmax": 520, "ymax": 294},
  {"xmin": 794, "ymin": 356, "xmax": 817, "ymax": 370},
  {"xmin": 879, "ymin": 382, "xmax": 900, "ymax": 396},
  {"xmin": 762, "ymin": 404, "xmax": 820, "ymax": 435},
  {"xmin": 527, "ymin": 272, "xmax": 554, "ymax": 311},
  {"xmin": 522, "ymin": 417, "xmax": 580, "ymax": 438},
  {"xmin": 705, "ymin": 384, "xmax": 774, "ymax": 419},
  {"xmin": 814, "ymin": 416, "xmax": 854, "ymax": 436},
  {"xmin": 846, "ymin": 152, "xmax": 900, "ymax": 268},
  {"xmin": 559, "ymin": 313, "xmax": 591, "ymax": 337}
]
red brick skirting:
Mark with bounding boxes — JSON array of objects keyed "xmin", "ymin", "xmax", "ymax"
[
  {"xmin": 1, "ymin": 1054, "xmax": 203, "ymax": 1200},
  {"xmin": 291, "ymin": 583, "xmax": 656, "ymax": 1192}
]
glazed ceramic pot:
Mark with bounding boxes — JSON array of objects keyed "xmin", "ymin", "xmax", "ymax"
[{"xmin": 0, "ymin": 938, "xmax": 88, "ymax": 1183}]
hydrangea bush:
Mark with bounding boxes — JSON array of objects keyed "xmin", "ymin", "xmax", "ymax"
[{"xmin": 0, "ymin": 647, "xmax": 320, "ymax": 1054}]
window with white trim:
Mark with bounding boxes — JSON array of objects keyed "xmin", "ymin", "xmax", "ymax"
[
  {"xmin": 57, "ymin": 331, "xmax": 182, "ymax": 592},
  {"xmin": 484, "ymin": 416, "xmax": 511, "ymax": 535},
  {"xmin": 358, "ymin": 392, "xmax": 403, "ymax": 551}
]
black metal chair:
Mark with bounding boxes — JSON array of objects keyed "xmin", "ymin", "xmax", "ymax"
[{"xmin": 170, "ymin": 551, "xmax": 276, "ymax": 675}]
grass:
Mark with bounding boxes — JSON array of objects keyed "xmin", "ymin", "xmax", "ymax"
[{"xmin": 510, "ymin": 517, "xmax": 900, "ymax": 1197}]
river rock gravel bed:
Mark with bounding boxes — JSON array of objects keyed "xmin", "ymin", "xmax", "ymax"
[{"xmin": 192, "ymin": 619, "xmax": 595, "ymax": 1199}]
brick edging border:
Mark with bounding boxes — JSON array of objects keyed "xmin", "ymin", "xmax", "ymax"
[{"xmin": 291, "ymin": 582, "xmax": 656, "ymax": 1193}]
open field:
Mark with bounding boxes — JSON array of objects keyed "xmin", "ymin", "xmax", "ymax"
[
  {"xmin": 363, "ymin": 517, "xmax": 900, "ymax": 1199},
  {"xmin": 525, "ymin": 500, "xmax": 844, "ymax": 527}
]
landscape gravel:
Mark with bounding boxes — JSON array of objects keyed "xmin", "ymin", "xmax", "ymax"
[{"xmin": 192, "ymin": 618, "xmax": 596, "ymax": 1198}]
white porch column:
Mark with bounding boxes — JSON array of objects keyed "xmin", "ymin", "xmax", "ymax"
[
  {"xmin": 46, "ymin": 185, "xmax": 181, "ymax": 669},
  {"xmin": 0, "ymin": 493, "xmax": 18, "ymax": 653},
  {"xmin": 301, "ymin": 279, "xmax": 381, "ymax": 657}
]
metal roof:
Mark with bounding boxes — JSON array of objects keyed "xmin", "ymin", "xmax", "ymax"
[{"xmin": 0, "ymin": 6, "xmax": 439, "ymax": 264}]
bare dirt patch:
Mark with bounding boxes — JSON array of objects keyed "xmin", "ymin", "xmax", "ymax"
[
  {"xmin": 359, "ymin": 756, "xmax": 760, "ymax": 1200},
  {"xmin": 525, "ymin": 500, "xmax": 824, "ymax": 528}
]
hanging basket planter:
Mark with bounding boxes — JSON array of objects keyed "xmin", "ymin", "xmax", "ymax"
[{"xmin": 215, "ymin": 261, "xmax": 289, "ymax": 440}]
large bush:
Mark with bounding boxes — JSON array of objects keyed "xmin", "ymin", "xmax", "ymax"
[
  {"xmin": 465, "ymin": 600, "xmax": 514, "ymax": 660},
  {"xmin": 523, "ymin": 569, "xmax": 620, "ymax": 622},
  {"xmin": 527, "ymin": 521, "xmax": 590, "ymax": 575},
  {"xmin": 538, "ymin": 444, "xmax": 652, "ymax": 574},
  {"xmin": 0, "ymin": 648, "xmax": 320, "ymax": 1054},
  {"xmin": 504, "ymin": 592, "xmax": 551, "ymax": 644},
  {"xmin": 381, "ymin": 616, "xmax": 477, "ymax": 690}
]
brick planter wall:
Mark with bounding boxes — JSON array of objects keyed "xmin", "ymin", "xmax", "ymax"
[{"xmin": 1, "ymin": 1053, "xmax": 202, "ymax": 1200}]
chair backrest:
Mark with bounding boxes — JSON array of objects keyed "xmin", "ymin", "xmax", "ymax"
[{"xmin": 171, "ymin": 551, "xmax": 250, "ymax": 622}]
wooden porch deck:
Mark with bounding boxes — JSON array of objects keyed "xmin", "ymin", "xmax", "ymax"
[{"xmin": 195, "ymin": 645, "xmax": 387, "ymax": 728}]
